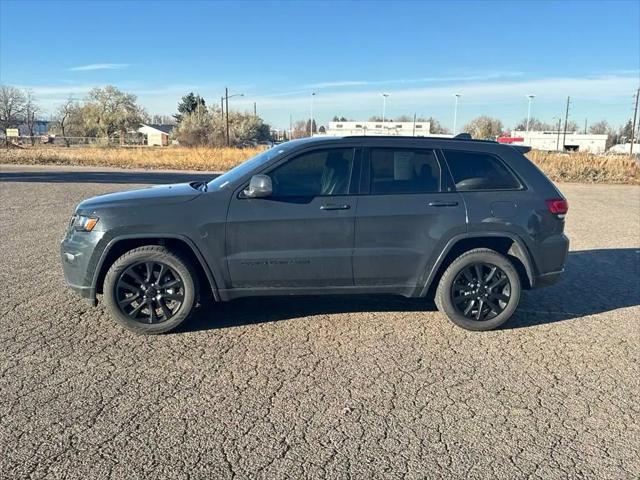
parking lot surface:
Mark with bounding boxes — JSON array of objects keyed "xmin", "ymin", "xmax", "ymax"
[{"xmin": 1, "ymin": 164, "xmax": 639, "ymax": 479}]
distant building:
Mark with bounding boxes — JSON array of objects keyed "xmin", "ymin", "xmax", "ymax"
[
  {"xmin": 498, "ymin": 130, "xmax": 608, "ymax": 154},
  {"xmin": 18, "ymin": 120, "xmax": 50, "ymax": 136},
  {"xmin": 138, "ymin": 124, "xmax": 174, "ymax": 146},
  {"xmin": 321, "ymin": 121, "xmax": 449, "ymax": 137}
]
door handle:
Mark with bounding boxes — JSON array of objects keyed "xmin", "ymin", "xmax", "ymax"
[
  {"xmin": 428, "ymin": 201, "xmax": 459, "ymax": 207},
  {"xmin": 320, "ymin": 204, "xmax": 351, "ymax": 210}
]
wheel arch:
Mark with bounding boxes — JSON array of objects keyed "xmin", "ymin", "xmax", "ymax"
[
  {"xmin": 421, "ymin": 233, "xmax": 535, "ymax": 297},
  {"xmin": 93, "ymin": 234, "xmax": 220, "ymax": 301}
]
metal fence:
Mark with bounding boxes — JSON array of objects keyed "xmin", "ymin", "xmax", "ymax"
[{"xmin": 3, "ymin": 134, "xmax": 148, "ymax": 147}]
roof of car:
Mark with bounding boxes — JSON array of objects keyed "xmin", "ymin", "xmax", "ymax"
[{"xmin": 284, "ymin": 134, "xmax": 530, "ymax": 153}]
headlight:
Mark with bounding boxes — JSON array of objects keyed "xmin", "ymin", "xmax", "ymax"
[{"xmin": 70, "ymin": 214, "xmax": 99, "ymax": 232}]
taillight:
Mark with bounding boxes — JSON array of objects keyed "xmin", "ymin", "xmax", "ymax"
[{"xmin": 546, "ymin": 198, "xmax": 568, "ymax": 216}]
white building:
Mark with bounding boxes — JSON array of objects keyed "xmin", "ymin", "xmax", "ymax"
[
  {"xmin": 138, "ymin": 124, "xmax": 174, "ymax": 146},
  {"xmin": 500, "ymin": 130, "xmax": 608, "ymax": 154},
  {"xmin": 321, "ymin": 121, "xmax": 445, "ymax": 137}
]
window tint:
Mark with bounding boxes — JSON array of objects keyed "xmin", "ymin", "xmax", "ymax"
[
  {"xmin": 370, "ymin": 148, "xmax": 441, "ymax": 194},
  {"xmin": 269, "ymin": 148, "xmax": 354, "ymax": 197},
  {"xmin": 444, "ymin": 150, "xmax": 521, "ymax": 191}
]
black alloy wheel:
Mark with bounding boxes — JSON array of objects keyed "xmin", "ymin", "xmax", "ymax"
[
  {"xmin": 115, "ymin": 261, "xmax": 185, "ymax": 324},
  {"xmin": 451, "ymin": 262, "xmax": 512, "ymax": 321}
]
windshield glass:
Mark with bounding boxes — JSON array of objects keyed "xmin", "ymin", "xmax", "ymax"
[{"xmin": 207, "ymin": 144, "xmax": 290, "ymax": 190}]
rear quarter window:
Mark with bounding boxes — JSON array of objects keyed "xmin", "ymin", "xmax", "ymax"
[{"xmin": 443, "ymin": 150, "xmax": 521, "ymax": 191}]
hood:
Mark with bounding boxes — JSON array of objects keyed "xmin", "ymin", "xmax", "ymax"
[{"xmin": 77, "ymin": 183, "xmax": 202, "ymax": 212}]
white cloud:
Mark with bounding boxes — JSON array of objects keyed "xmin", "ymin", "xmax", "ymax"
[
  {"xmin": 234, "ymin": 74, "xmax": 638, "ymax": 111},
  {"xmin": 303, "ymin": 72, "xmax": 524, "ymax": 90},
  {"xmin": 68, "ymin": 63, "xmax": 130, "ymax": 71}
]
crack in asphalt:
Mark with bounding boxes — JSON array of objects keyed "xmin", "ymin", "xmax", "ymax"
[{"xmin": 0, "ymin": 178, "xmax": 639, "ymax": 479}]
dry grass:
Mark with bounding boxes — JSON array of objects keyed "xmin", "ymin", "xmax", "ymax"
[
  {"xmin": 1, "ymin": 145, "xmax": 638, "ymax": 184},
  {"xmin": 0, "ymin": 146, "xmax": 261, "ymax": 172},
  {"xmin": 526, "ymin": 150, "xmax": 638, "ymax": 185}
]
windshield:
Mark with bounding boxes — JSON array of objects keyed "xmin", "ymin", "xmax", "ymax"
[{"xmin": 207, "ymin": 145, "xmax": 290, "ymax": 191}]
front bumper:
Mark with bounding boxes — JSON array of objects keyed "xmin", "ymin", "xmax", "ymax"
[{"xmin": 60, "ymin": 230, "xmax": 105, "ymax": 305}]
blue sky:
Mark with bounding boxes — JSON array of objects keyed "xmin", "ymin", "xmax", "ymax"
[{"xmin": 1, "ymin": 0, "xmax": 639, "ymax": 130}]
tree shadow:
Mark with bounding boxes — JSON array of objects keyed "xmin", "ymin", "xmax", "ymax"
[
  {"xmin": 0, "ymin": 170, "xmax": 217, "ymax": 185},
  {"xmin": 175, "ymin": 248, "xmax": 640, "ymax": 333}
]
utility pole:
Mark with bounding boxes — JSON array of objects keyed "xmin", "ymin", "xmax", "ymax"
[
  {"xmin": 412, "ymin": 112, "xmax": 416, "ymax": 136},
  {"xmin": 253, "ymin": 102, "xmax": 257, "ymax": 117},
  {"xmin": 562, "ymin": 96, "xmax": 571, "ymax": 152},
  {"xmin": 631, "ymin": 88, "xmax": 639, "ymax": 157},
  {"xmin": 225, "ymin": 87, "xmax": 230, "ymax": 147},
  {"xmin": 584, "ymin": 118, "xmax": 587, "ymax": 134}
]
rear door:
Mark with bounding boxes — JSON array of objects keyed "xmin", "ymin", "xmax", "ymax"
[
  {"xmin": 353, "ymin": 145, "xmax": 466, "ymax": 289},
  {"xmin": 225, "ymin": 146, "xmax": 360, "ymax": 288}
]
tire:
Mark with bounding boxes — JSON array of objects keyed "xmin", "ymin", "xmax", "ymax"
[
  {"xmin": 103, "ymin": 245, "xmax": 197, "ymax": 334},
  {"xmin": 435, "ymin": 248, "xmax": 521, "ymax": 331}
]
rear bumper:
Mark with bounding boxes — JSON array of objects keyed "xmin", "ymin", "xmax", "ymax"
[
  {"xmin": 532, "ymin": 269, "xmax": 564, "ymax": 289},
  {"xmin": 530, "ymin": 233, "xmax": 569, "ymax": 289}
]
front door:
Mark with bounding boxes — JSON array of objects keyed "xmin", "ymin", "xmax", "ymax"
[
  {"xmin": 353, "ymin": 146, "xmax": 466, "ymax": 289},
  {"xmin": 226, "ymin": 147, "xmax": 359, "ymax": 288}
]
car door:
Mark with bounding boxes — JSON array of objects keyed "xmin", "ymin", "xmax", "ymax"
[
  {"xmin": 225, "ymin": 146, "xmax": 360, "ymax": 288},
  {"xmin": 353, "ymin": 145, "xmax": 466, "ymax": 289}
]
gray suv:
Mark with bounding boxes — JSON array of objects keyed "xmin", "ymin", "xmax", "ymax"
[{"xmin": 61, "ymin": 135, "xmax": 569, "ymax": 334}]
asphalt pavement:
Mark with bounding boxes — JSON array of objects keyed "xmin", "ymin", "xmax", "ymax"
[{"xmin": 1, "ymin": 164, "xmax": 639, "ymax": 479}]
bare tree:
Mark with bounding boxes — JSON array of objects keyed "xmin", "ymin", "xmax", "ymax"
[
  {"xmin": 291, "ymin": 120, "xmax": 309, "ymax": 139},
  {"xmin": 54, "ymin": 96, "xmax": 80, "ymax": 147},
  {"xmin": 0, "ymin": 85, "xmax": 26, "ymax": 135},
  {"xmin": 514, "ymin": 117, "xmax": 553, "ymax": 131},
  {"xmin": 463, "ymin": 116, "xmax": 504, "ymax": 140},
  {"xmin": 24, "ymin": 90, "xmax": 39, "ymax": 145}
]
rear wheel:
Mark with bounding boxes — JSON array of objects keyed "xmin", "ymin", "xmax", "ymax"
[
  {"xmin": 435, "ymin": 248, "xmax": 521, "ymax": 331},
  {"xmin": 103, "ymin": 246, "xmax": 197, "ymax": 334}
]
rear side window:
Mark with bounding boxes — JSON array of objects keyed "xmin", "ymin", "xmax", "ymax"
[
  {"xmin": 444, "ymin": 150, "xmax": 521, "ymax": 191},
  {"xmin": 370, "ymin": 148, "xmax": 441, "ymax": 194}
]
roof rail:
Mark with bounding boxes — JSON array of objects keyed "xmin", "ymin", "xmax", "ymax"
[{"xmin": 342, "ymin": 134, "xmax": 497, "ymax": 144}]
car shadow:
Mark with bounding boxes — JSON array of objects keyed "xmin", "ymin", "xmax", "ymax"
[
  {"xmin": 175, "ymin": 248, "xmax": 640, "ymax": 333},
  {"xmin": 0, "ymin": 170, "xmax": 218, "ymax": 185}
]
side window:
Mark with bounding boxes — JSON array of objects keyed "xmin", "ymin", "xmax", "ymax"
[
  {"xmin": 268, "ymin": 148, "xmax": 354, "ymax": 197},
  {"xmin": 370, "ymin": 148, "xmax": 441, "ymax": 194},
  {"xmin": 444, "ymin": 150, "xmax": 521, "ymax": 191}
]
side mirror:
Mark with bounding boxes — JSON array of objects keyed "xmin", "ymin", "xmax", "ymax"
[{"xmin": 244, "ymin": 174, "xmax": 273, "ymax": 198}]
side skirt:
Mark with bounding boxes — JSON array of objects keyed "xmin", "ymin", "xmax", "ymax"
[{"xmin": 217, "ymin": 284, "xmax": 420, "ymax": 301}]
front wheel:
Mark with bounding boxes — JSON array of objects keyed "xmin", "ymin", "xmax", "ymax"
[
  {"xmin": 435, "ymin": 248, "xmax": 521, "ymax": 331},
  {"xmin": 103, "ymin": 245, "xmax": 197, "ymax": 334}
]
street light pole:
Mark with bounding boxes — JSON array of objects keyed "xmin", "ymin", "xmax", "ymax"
[
  {"xmin": 381, "ymin": 93, "xmax": 389, "ymax": 126},
  {"xmin": 223, "ymin": 87, "xmax": 244, "ymax": 147},
  {"xmin": 526, "ymin": 94, "xmax": 535, "ymax": 133},
  {"xmin": 452, "ymin": 93, "xmax": 461, "ymax": 135},
  {"xmin": 310, "ymin": 92, "xmax": 316, "ymax": 137}
]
